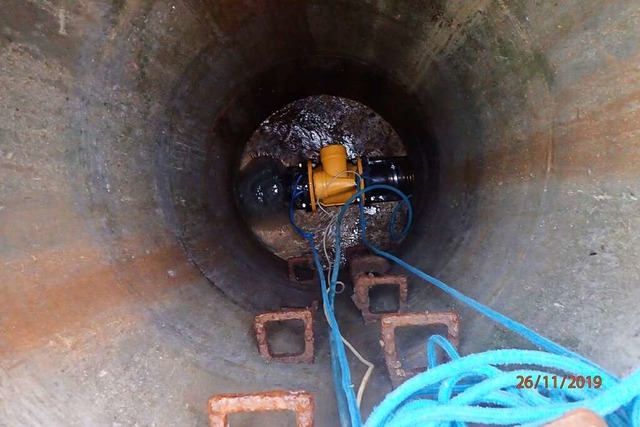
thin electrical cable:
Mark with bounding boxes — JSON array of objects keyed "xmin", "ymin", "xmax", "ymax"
[
  {"xmin": 290, "ymin": 180, "xmax": 374, "ymax": 415},
  {"xmin": 316, "ymin": 169, "xmax": 364, "ymax": 201},
  {"xmin": 323, "ymin": 172, "xmax": 363, "ymax": 285},
  {"xmin": 318, "ymin": 198, "xmax": 374, "ymax": 407},
  {"xmin": 320, "ymin": 288, "xmax": 375, "ymax": 407},
  {"xmin": 315, "ymin": 171, "xmax": 376, "ymax": 407},
  {"xmin": 317, "ymin": 169, "xmax": 363, "ymax": 275},
  {"xmin": 342, "ymin": 328, "xmax": 375, "ymax": 406},
  {"xmin": 318, "ymin": 200, "xmax": 332, "ymax": 215}
]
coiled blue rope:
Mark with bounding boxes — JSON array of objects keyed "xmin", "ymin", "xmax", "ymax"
[
  {"xmin": 366, "ymin": 336, "xmax": 640, "ymax": 426},
  {"xmin": 291, "ymin": 182, "xmax": 640, "ymax": 426}
]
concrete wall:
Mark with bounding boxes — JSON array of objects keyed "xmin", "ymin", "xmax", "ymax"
[{"xmin": 1, "ymin": 0, "xmax": 639, "ymax": 425}]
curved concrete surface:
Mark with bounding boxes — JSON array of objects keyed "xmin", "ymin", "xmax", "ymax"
[{"xmin": 1, "ymin": 1, "xmax": 639, "ymax": 425}]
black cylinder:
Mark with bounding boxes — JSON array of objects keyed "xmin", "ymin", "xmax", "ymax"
[{"xmin": 363, "ymin": 157, "xmax": 415, "ymax": 203}]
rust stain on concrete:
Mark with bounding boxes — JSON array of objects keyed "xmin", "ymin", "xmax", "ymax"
[{"xmin": 0, "ymin": 239, "xmax": 199, "ymax": 358}]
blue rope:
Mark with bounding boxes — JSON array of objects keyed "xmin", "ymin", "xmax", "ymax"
[
  {"xmin": 290, "ymin": 181, "xmax": 640, "ymax": 426},
  {"xmin": 289, "ymin": 184, "xmax": 362, "ymax": 427},
  {"xmin": 338, "ymin": 185, "xmax": 596, "ymax": 368},
  {"xmin": 365, "ymin": 340, "xmax": 640, "ymax": 427},
  {"xmin": 388, "ymin": 197, "xmax": 411, "ymax": 241}
]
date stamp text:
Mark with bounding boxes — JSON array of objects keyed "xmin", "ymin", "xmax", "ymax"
[{"xmin": 516, "ymin": 375, "xmax": 602, "ymax": 389}]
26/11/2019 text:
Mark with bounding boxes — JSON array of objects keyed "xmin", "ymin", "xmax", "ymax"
[{"xmin": 516, "ymin": 375, "xmax": 602, "ymax": 389}]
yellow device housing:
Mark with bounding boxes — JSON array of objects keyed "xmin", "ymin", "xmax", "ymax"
[{"xmin": 307, "ymin": 144, "xmax": 364, "ymax": 211}]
